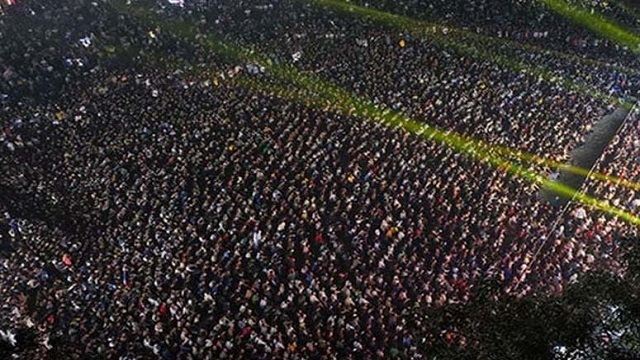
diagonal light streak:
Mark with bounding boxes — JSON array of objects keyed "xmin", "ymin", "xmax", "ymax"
[
  {"xmin": 235, "ymin": 75, "xmax": 640, "ymax": 226},
  {"xmin": 309, "ymin": 0, "xmax": 638, "ymax": 74},
  {"xmin": 311, "ymin": 0, "xmax": 639, "ymax": 73},
  {"xmin": 541, "ymin": 0, "xmax": 640, "ymax": 53},
  {"xmin": 302, "ymin": 0, "xmax": 640, "ymax": 189},
  {"xmin": 119, "ymin": 1, "xmax": 640, "ymax": 226},
  {"xmin": 310, "ymin": 0, "xmax": 625, "ymax": 105}
]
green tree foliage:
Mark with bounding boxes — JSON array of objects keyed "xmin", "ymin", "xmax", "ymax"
[{"xmin": 420, "ymin": 238, "xmax": 640, "ymax": 359}]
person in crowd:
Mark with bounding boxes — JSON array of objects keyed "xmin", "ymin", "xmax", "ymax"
[{"xmin": 1, "ymin": 0, "xmax": 640, "ymax": 358}]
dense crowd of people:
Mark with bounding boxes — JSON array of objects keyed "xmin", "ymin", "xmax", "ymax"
[
  {"xmin": 516, "ymin": 105, "xmax": 640, "ymax": 297},
  {"xmin": 347, "ymin": 0, "xmax": 640, "ymax": 65},
  {"xmin": 2, "ymin": 0, "xmax": 640, "ymax": 358}
]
